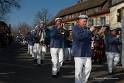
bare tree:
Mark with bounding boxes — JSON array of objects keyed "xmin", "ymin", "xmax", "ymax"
[
  {"xmin": 17, "ymin": 23, "xmax": 31, "ymax": 37},
  {"xmin": 11, "ymin": 25, "xmax": 19, "ymax": 38},
  {"xmin": 34, "ymin": 8, "xmax": 52, "ymax": 26},
  {"xmin": 0, "ymin": 0, "xmax": 20, "ymax": 19},
  {"xmin": 0, "ymin": 14, "xmax": 8, "ymax": 21}
]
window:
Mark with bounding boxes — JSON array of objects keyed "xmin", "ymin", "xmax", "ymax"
[
  {"xmin": 63, "ymin": 16, "xmax": 66, "ymax": 20},
  {"xmin": 122, "ymin": 7, "xmax": 124, "ymax": 16},
  {"xmin": 88, "ymin": 18, "xmax": 94, "ymax": 26},
  {"xmin": 112, "ymin": 0, "xmax": 116, "ymax": 5},
  {"xmin": 72, "ymin": 14, "xmax": 75, "ymax": 19},
  {"xmin": 96, "ymin": 17, "xmax": 100, "ymax": 26},
  {"xmin": 95, "ymin": 8, "xmax": 99, "ymax": 13},
  {"xmin": 117, "ymin": 9, "xmax": 122, "ymax": 22},
  {"xmin": 93, "ymin": 18, "xmax": 97, "ymax": 26},
  {"xmin": 66, "ymin": 16, "xmax": 69, "ymax": 19},
  {"xmin": 100, "ymin": 17, "xmax": 106, "ymax": 26},
  {"xmin": 69, "ymin": 15, "xmax": 71, "ymax": 19}
]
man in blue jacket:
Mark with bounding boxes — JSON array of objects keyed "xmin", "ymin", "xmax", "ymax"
[
  {"xmin": 27, "ymin": 30, "xmax": 35, "ymax": 58},
  {"xmin": 72, "ymin": 15, "xmax": 95, "ymax": 83},
  {"xmin": 105, "ymin": 28, "xmax": 121, "ymax": 74},
  {"xmin": 50, "ymin": 17, "xmax": 67, "ymax": 78}
]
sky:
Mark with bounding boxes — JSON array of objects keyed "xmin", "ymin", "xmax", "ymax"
[{"xmin": 8, "ymin": 0, "xmax": 78, "ymax": 27}]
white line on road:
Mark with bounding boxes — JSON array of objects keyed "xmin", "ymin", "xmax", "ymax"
[{"xmin": 0, "ymin": 63, "xmax": 35, "ymax": 69}]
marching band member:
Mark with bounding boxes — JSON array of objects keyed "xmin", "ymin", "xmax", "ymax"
[
  {"xmin": 72, "ymin": 15, "xmax": 95, "ymax": 83},
  {"xmin": 50, "ymin": 17, "xmax": 67, "ymax": 78},
  {"xmin": 33, "ymin": 21, "xmax": 45, "ymax": 65}
]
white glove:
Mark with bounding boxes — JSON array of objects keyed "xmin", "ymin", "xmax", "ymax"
[{"xmin": 90, "ymin": 26, "xmax": 95, "ymax": 32}]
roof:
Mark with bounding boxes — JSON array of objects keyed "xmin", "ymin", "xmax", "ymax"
[
  {"xmin": 0, "ymin": 21, "xmax": 7, "ymax": 26},
  {"xmin": 111, "ymin": 0, "xmax": 124, "ymax": 7},
  {"xmin": 56, "ymin": 0, "xmax": 108, "ymax": 17},
  {"xmin": 48, "ymin": 0, "xmax": 110, "ymax": 26}
]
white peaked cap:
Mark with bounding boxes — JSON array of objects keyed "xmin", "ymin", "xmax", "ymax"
[
  {"xmin": 40, "ymin": 21, "xmax": 44, "ymax": 24},
  {"xmin": 78, "ymin": 15, "xmax": 88, "ymax": 19},
  {"xmin": 55, "ymin": 17, "xmax": 62, "ymax": 22}
]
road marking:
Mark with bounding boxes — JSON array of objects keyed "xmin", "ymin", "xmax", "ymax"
[
  {"xmin": 0, "ymin": 63, "xmax": 35, "ymax": 69},
  {"xmin": 0, "ymin": 72, "xmax": 16, "ymax": 75}
]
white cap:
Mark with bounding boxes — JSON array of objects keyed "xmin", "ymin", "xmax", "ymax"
[
  {"xmin": 78, "ymin": 15, "xmax": 88, "ymax": 19},
  {"xmin": 110, "ymin": 28, "xmax": 117, "ymax": 31},
  {"xmin": 55, "ymin": 17, "xmax": 62, "ymax": 22},
  {"xmin": 34, "ymin": 25, "xmax": 38, "ymax": 29},
  {"xmin": 40, "ymin": 21, "xmax": 44, "ymax": 24},
  {"xmin": 31, "ymin": 29, "xmax": 35, "ymax": 32}
]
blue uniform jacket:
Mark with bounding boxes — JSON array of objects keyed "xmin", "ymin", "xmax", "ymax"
[
  {"xmin": 72, "ymin": 25, "xmax": 92, "ymax": 57},
  {"xmin": 27, "ymin": 32, "xmax": 35, "ymax": 45},
  {"xmin": 50, "ymin": 27, "xmax": 67, "ymax": 48},
  {"xmin": 105, "ymin": 35, "xmax": 121, "ymax": 52}
]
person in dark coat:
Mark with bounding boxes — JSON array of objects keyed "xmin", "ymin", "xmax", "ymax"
[
  {"xmin": 64, "ymin": 30, "xmax": 72, "ymax": 61},
  {"xmin": 94, "ymin": 31, "xmax": 105, "ymax": 63},
  {"xmin": 50, "ymin": 17, "xmax": 67, "ymax": 78},
  {"xmin": 72, "ymin": 15, "xmax": 95, "ymax": 83}
]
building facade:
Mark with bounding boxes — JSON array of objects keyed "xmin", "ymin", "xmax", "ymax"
[
  {"xmin": 110, "ymin": 0, "xmax": 124, "ymax": 29},
  {"xmin": 0, "ymin": 21, "xmax": 12, "ymax": 46},
  {"xmin": 52, "ymin": 0, "xmax": 111, "ymax": 29},
  {"xmin": 49, "ymin": 0, "xmax": 124, "ymax": 30}
]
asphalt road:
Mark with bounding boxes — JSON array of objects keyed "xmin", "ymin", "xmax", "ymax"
[{"xmin": 0, "ymin": 42, "xmax": 124, "ymax": 83}]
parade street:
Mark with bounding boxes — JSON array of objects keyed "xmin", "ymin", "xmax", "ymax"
[
  {"xmin": 0, "ymin": 0, "xmax": 124, "ymax": 83},
  {"xmin": 0, "ymin": 42, "xmax": 123, "ymax": 83}
]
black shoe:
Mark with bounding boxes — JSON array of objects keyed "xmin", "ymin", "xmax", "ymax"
[
  {"xmin": 57, "ymin": 71, "xmax": 60, "ymax": 76},
  {"xmin": 37, "ymin": 64, "xmax": 42, "ymax": 67},
  {"xmin": 41, "ymin": 60, "xmax": 43, "ymax": 64},
  {"xmin": 52, "ymin": 71, "xmax": 59, "ymax": 78},
  {"xmin": 108, "ymin": 71, "xmax": 114, "ymax": 75},
  {"xmin": 33, "ymin": 59, "xmax": 37, "ymax": 64},
  {"xmin": 52, "ymin": 75, "xmax": 58, "ymax": 78}
]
